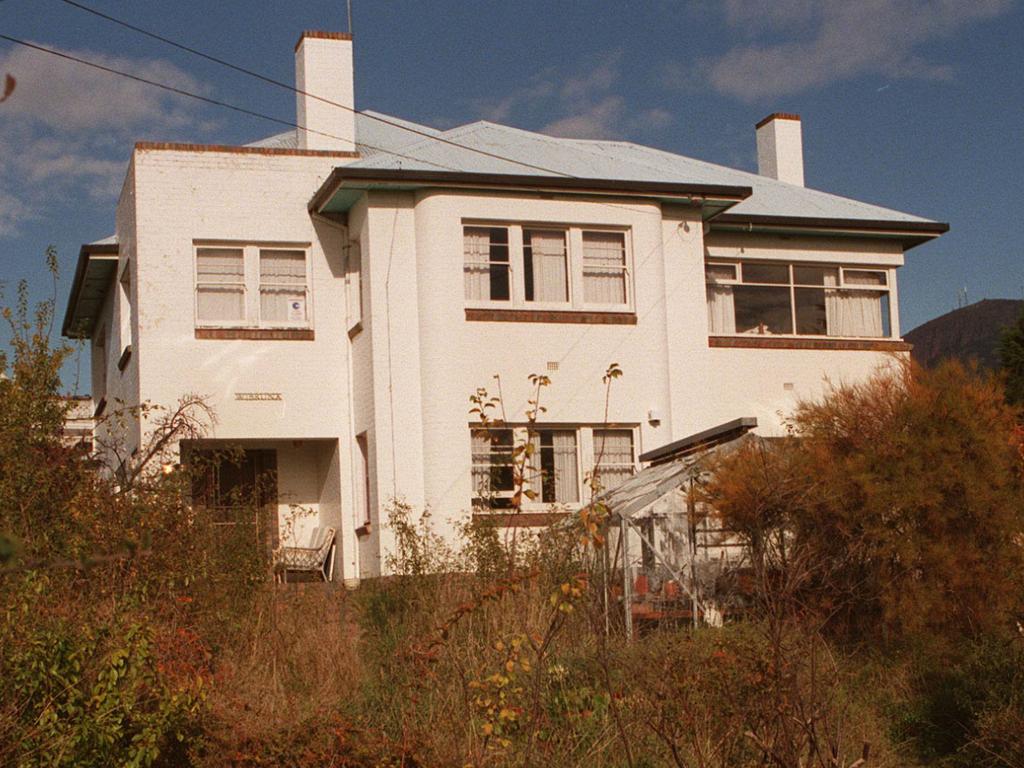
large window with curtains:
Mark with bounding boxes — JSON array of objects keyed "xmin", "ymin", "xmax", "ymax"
[
  {"xmin": 705, "ymin": 260, "xmax": 892, "ymax": 338},
  {"xmin": 195, "ymin": 243, "xmax": 310, "ymax": 328},
  {"xmin": 463, "ymin": 223, "xmax": 632, "ymax": 310},
  {"xmin": 471, "ymin": 425, "xmax": 637, "ymax": 511}
]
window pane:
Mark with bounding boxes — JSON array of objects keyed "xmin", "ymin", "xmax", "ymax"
[
  {"xmin": 844, "ymin": 269, "xmax": 887, "ymax": 287},
  {"xmin": 705, "ymin": 263, "xmax": 737, "ymax": 283},
  {"xmin": 464, "ymin": 227, "xmax": 510, "ymax": 301},
  {"xmin": 197, "ymin": 248, "xmax": 244, "ymax": 284},
  {"xmin": 534, "ymin": 430, "xmax": 578, "ymax": 503},
  {"xmin": 793, "ymin": 265, "xmax": 838, "ymax": 286},
  {"xmin": 260, "ymin": 250, "xmax": 305, "ymax": 283},
  {"xmin": 524, "ymin": 229, "xmax": 568, "ymax": 303},
  {"xmin": 707, "ymin": 285, "xmax": 736, "ymax": 333},
  {"xmin": 583, "ymin": 232, "xmax": 627, "ymax": 304},
  {"xmin": 594, "ymin": 429, "xmax": 634, "ymax": 492},
  {"xmin": 733, "ymin": 285, "xmax": 793, "ymax": 334},
  {"xmin": 742, "ymin": 262, "xmax": 789, "ymax": 284},
  {"xmin": 795, "ymin": 287, "xmax": 827, "ymax": 335},
  {"xmin": 471, "ymin": 428, "xmax": 515, "ymax": 501},
  {"xmin": 260, "ymin": 250, "xmax": 307, "ymax": 323},
  {"xmin": 826, "ymin": 290, "xmax": 885, "ymax": 337},
  {"xmin": 197, "ymin": 287, "xmax": 245, "ymax": 322}
]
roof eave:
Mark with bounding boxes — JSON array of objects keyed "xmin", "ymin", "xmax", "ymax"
[
  {"xmin": 711, "ymin": 213, "xmax": 949, "ymax": 249},
  {"xmin": 309, "ymin": 167, "xmax": 753, "ymax": 216},
  {"xmin": 61, "ymin": 243, "xmax": 119, "ymax": 339}
]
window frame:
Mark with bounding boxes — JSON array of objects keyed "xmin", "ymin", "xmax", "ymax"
[
  {"xmin": 470, "ymin": 424, "xmax": 639, "ymax": 512},
  {"xmin": 579, "ymin": 228, "xmax": 632, "ymax": 310},
  {"xmin": 193, "ymin": 242, "xmax": 313, "ymax": 330},
  {"xmin": 471, "ymin": 426, "xmax": 518, "ymax": 508},
  {"xmin": 462, "ymin": 221, "xmax": 633, "ymax": 312},
  {"xmin": 592, "ymin": 428, "xmax": 637, "ymax": 493},
  {"xmin": 194, "ymin": 246, "xmax": 247, "ymax": 328},
  {"xmin": 705, "ymin": 258, "xmax": 895, "ymax": 340},
  {"xmin": 355, "ymin": 432, "xmax": 371, "ymax": 528},
  {"xmin": 463, "ymin": 225, "xmax": 514, "ymax": 306},
  {"xmin": 257, "ymin": 248, "xmax": 311, "ymax": 328},
  {"xmin": 117, "ymin": 260, "xmax": 133, "ymax": 368},
  {"xmin": 345, "ymin": 239, "xmax": 363, "ymax": 335}
]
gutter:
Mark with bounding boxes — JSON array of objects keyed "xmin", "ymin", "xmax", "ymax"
[
  {"xmin": 710, "ymin": 213, "xmax": 949, "ymax": 248},
  {"xmin": 61, "ymin": 242, "xmax": 119, "ymax": 338},
  {"xmin": 309, "ymin": 167, "xmax": 754, "ymax": 214}
]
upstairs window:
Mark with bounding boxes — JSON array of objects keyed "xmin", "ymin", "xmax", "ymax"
[
  {"xmin": 259, "ymin": 249, "xmax": 308, "ymax": 324},
  {"xmin": 194, "ymin": 243, "xmax": 311, "ymax": 328},
  {"xmin": 463, "ymin": 223, "xmax": 632, "ymax": 311},
  {"xmin": 582, "ymin": 231, "xmax": 628, "ymax": 305},
  {"xmin": 196, "ymin": 248, "xmax": 245, "ymax": 323},
  {"xmin": 706, "ymin": 260, "xmax": 891, "ymax": 338},
  {"xmin": 464, "ymin": 227, "xmax": 510, "ymax": 302},
  {"xmin": 523, "ymin": 229, "xmax": 568, "ymax": 303}
]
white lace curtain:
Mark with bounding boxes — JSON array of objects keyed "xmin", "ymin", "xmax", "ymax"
[
  {"xmin": 582, "ymin": 232, "xmax": 627, "ymax": 304},
  {"xmin": 594, "ymin": 429, "xmax": 634, "ymax": 491},
  {"xmin": 463, "ymin": 227, "xmax": 492, "ymax": 300},
  {"xmin": 528, "ymin": 430, "xmax": 579, "ymax": 503},
  {"xmin": 824, "ymin": 272, "xmax": 883, "ymax": 337},
  {"xmin": 528, "ymin": 230, "xmax": 568, "ymax": 302},
  {"xmin": 196, "ymin": 248, "xmax": 244, "ymax": 322},
  {"xmin": 706, "ymin": 285, "xmax": 736, "ymax": 334},
  {"xmin": 707, "ymin": 281, "xmax": 882, "ymax": 337},
  {"xmin": 259, "ymin": 250, "xmax": 307, "ymax": 323}
]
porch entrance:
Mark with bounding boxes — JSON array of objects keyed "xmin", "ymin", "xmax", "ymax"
[{"xmin": 189, "ymin": 447, "xmax": 279, "ymax": 555}]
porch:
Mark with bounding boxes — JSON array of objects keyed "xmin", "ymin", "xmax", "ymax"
[{"xmin": 183, "ymin": 438, "xmax": 344, "ymax": 581}]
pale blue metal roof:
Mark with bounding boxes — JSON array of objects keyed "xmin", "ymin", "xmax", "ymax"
[
  {"xmin": 347, "ymin": 119, "xmax": 934, "ymax": 225},
  {"xmin": 252, "ymin": 110, "xmax": 939, "ymax": 226}
]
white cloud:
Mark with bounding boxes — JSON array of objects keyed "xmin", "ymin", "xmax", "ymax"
[
  {"xmin": 0, "ymin": 42, "xmax": 212, "ymax": 235},
  {"xmin": 474, "ymin": 52, "xmax": 674, "ymax": 140},
  {"xmin": 692, "ymin": 0, "xmax": 1013, "ymax": 101},
  {"xmin": 541, "ymin": 96, "xmax": 625, "ymax": 139}
]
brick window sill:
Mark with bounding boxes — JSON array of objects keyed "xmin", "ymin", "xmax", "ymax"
[
  {"xmin": 465, "ymin": 308, "xmax": 636, "ymax": 325},
  {"xmin": 708, "ymin": 336, "xmax": 911, "ymax": 352},
  {"xmin": 195, "ymin": 328, "xmax": 314, "ymax": 341}
]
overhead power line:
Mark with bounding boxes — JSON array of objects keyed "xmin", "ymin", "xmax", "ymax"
[
  {"xmin": 0, "ymin": 33, "xmax": 463, "ymax": 172},
  {"xmin": 56, "ymin": 0, "xmax": 574, "ymax": 178}
]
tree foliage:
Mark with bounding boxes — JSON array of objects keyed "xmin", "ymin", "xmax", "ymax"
[
  {"xmin": 998, "ymin": 306, "xmax": 1024, "ymax": 406},
  {"xmin": 705, "ymin": 359, "xmax": 1024, "ymax": 641}
]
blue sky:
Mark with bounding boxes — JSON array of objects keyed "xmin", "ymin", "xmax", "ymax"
[{"xmin": 1, "ymin": 0, "xmax": 1022, "ymax": 392}]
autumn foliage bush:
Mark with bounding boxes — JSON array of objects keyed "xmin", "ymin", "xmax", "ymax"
[{"xmin": 3, "ymin": 260, "xmax": 1023, "ymax": 766}]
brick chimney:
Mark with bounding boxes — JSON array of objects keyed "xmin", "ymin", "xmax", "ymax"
[
  {"xmin": 756, "ymin": 113, "xmax": 804, "ymax": 186},
  {"xmin": 294, "ymin": 31, "xmax": 355, "ymax": 152}
]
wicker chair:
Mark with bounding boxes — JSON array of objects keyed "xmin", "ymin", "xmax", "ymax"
[{"xmin": 274, "ymin": 526, "xmax": 336, "ymax": 583}]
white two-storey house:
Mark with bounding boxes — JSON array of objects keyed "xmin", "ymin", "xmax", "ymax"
[{"xmin": 62, "ymin": 31, "xmax": 948, "ymax": 582}]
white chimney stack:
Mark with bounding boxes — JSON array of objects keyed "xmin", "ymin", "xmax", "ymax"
[
  {"xmin": 756, "ymin": 112, "xmax": 804, "ymax": 186},
  {"xmin": 294, "ymin": 31, "xmax": 356, "ymax": 152}
]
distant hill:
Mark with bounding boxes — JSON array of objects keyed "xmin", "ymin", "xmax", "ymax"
[{"xmin": 904, "ymin": 299, "xmax": 1024, "ymax": 370}]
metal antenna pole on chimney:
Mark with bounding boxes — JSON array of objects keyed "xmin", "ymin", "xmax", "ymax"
[{"xmin": 347, "ymin": 0, "xmax": 353, "ymax": 34}]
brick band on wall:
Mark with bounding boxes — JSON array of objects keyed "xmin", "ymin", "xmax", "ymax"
[
  {"xmin": 708, "ymin": 336, "xmax": 912, "ymax": 352},
  {"xmin": 195, "ymin": 328, "xmax": 315, "ymax": 341},
  {"xmin": 465, "ymin": 309, "xmax": 637, "ymax": 325}
]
